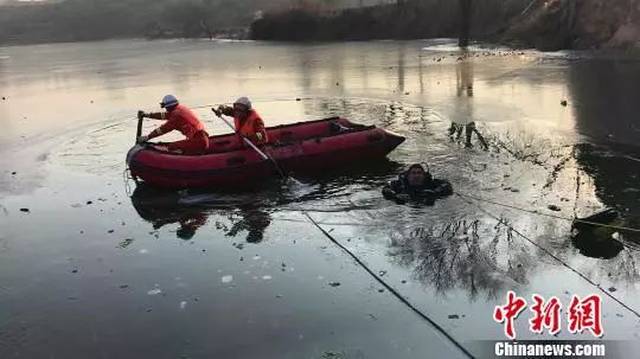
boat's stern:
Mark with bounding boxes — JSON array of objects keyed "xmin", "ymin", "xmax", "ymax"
[{"xmin": 125, "ymin": 144, "xmax": 145, "ymax": 174}]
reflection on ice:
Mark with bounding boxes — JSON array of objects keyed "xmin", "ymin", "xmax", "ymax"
[
  {"xmin": 388, "ymin": 219, "xmax": 528, "ymax": 300},
  {"xmin": 130, "ymin": 184, "xmax": 273, "ymax": 242}
]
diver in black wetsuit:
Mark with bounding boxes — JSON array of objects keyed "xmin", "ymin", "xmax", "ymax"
[{"xmin": 382, "ymin": 163, "xmax": 453, "ymax": 205}]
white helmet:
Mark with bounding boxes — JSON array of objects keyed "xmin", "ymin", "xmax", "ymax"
[
  {"xmin": 233, "ymin": 96, "xmax": 252, "ymax": 110},
  {"xmin": 160, "ymin": 94, "xmax": 179, "ymax": 108}
]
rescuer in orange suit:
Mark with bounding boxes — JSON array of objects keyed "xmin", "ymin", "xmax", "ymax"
[
  {"xmin": 137, "ymin": 95, "xmax": 210, "ymax": 155},
  {"xmin": 214, "ymin": 97, "xmax": 268, "ymax": 146}
]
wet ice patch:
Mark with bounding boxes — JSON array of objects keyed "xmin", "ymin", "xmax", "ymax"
[
  {"xmin": 262, "ymin": 275, "xmax": 272, "ymax": 280},
  {"xmin": 284, "ymin": 180, "xmax": 318, "ymax": 200},
  {"xmin": 139, "ymin": 249, "xmax": 148, "ymax": 254},
  {"xmin": 179, "ymin": 301, "xmax": 187, "ymax": 310},
  {"xmin": 221, "ymin": 275, "xmax": 233, "ymax": 283},
  {"xmin": 147, "ymin": 288, "xmax": 162, "ymax": 295}
]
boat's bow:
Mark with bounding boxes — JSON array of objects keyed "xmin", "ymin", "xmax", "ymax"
[{"xmin": 382, "ymin": 129, "xmax": 405, "ymax": 152}]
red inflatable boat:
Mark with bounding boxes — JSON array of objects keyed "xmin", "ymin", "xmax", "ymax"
[{"xmin": 126, "ymin": 117, "xmax": 405, "ymax": 189}]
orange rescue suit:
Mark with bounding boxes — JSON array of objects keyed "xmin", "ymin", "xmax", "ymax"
[
  {"xmin": 234, "ymin": 110, "xmax": 268, "ymax": 145},
  {"xmin": 150, "ymin": 104, "xmax": 209, "ymax": 154}
]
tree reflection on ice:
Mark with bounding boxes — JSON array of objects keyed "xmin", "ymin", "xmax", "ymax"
[{"xmin": 387, "ymin": 218, "xmax": 533, "ymax": 300}]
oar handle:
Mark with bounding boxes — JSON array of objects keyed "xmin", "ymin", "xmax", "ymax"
[{"xmin": 136, "ymin": 112, "xmax": 144, "ymax": 143}]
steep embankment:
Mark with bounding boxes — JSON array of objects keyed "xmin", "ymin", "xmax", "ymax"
[
  {"xmin": 252, "ymin": 0, "xmax": 640, "ymax": 51},
  {"xmin": 251, "ymin": 0, "xmax": 530, "ymax": 42},
  {"xmin": 502, "ymin": 0, "xmax": 640, "ymax": 50}
]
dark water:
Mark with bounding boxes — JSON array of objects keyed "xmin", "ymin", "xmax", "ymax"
[{"xmin": 1, "ymin": 39, "xmax": 640, "ymax": 358}]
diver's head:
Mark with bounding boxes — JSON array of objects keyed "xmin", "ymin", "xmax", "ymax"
[{"xmin": 406, "ymin": 163, "xmax": 431, "ymax": 187}]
